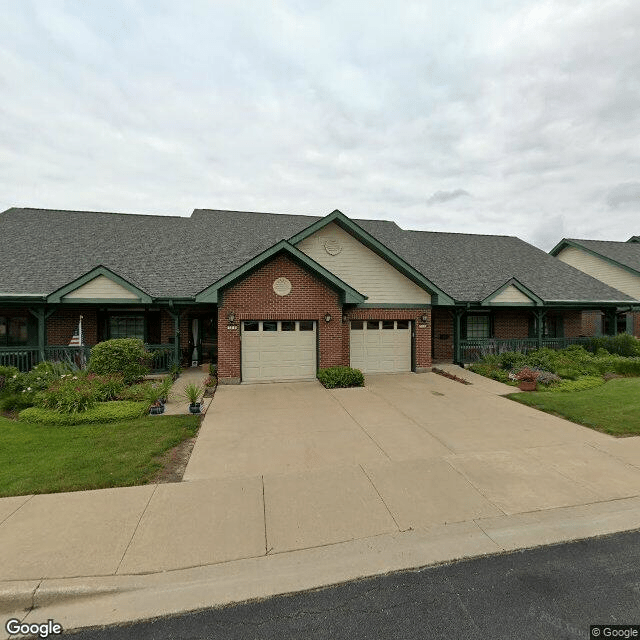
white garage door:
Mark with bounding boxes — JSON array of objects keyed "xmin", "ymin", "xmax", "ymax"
[
  {"xmin": 350, "ymin": 320, "xmax": 411, "ymax": 373},
  {"xmin": 241, "ymin": 320, "xmax": 316, "ymax": 382}
]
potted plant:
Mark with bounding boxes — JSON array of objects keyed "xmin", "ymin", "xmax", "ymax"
[
  {"xmin": 158, "ymin": 377, "xmax": 173, "ymax": 404},
  {"xmin": 183, "ymin": 382, "xmax": 205, "ymax": 414},
  {"xmin": 515, "ymin": 367, "xmax": 539, "ymax": 391},
  {"xmin": 146, "ymin": 385, "xmax": 166, "ymax": 415}
]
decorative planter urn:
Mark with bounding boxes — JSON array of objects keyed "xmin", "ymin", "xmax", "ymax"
[
  {"xmin": 149, "ymin": 403, "xmax": 165, "ymax": 415},
  {"xmin": 518, "ymin": 380, "xmax": 537, "ymax": 392},
  {"xmin": 189, "ymin": 403, "xmax": 202, "ymax": 414}
]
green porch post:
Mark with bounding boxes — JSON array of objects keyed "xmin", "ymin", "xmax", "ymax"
[
  {"xmin": 28, "ymin": 308, "xmax": 46, "ymax": 363},
  {"xmin": 535, "ymin": 309, "xmax": 546, "ymax": 350},
  {"xmin": 605, "ymin": 308, "xmax": 617, "ymax": 336},
  {"xmin": 453, "ymin": 308, "xmax": 464, "ymax": 365},
  {"xmin": 168, "ymin": 307, "xmax": 181, "ymax": 368}
]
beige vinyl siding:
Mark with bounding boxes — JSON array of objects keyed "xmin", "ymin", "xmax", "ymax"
[
  {"xmin": 490, "ymin": 285, "xmax": 534, "ymax": 304},
  {"xmin": 64, "ymin": 275, "xmax": 140, "ymax": 300},
  {"xmin": 557, "ymin": 247, "xmax": 640, "ymax": 300},
  {"xmin": 297, "ymin": 223, "xmax": 431, "ymax": 304}
]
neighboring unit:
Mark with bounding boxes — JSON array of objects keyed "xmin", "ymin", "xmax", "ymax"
[
  {"xmin": 0, "ymin": 207, "xmax": 636, "ymax": 382},
  {"xmin": 550, "ymin": 237, "xmax": 640, "ymax": 338}
]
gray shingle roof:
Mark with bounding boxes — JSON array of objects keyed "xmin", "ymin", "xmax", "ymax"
[
  {"xmin": 562, "ymin": 238, "xmax": 640, "ymax": 275},
  {"xmin": 0, "ymin": 207, "xmax": 633, "ymax": 303}
]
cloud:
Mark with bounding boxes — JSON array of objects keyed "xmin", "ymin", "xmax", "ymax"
[
  {"xmin": 427, "ymin": 189, "xmax": 471, "ymax": 206},
  {"xmin": 606, "ymin": 182, "xmax": 640, "ymax": 209},
  {"xmin": 0, "ymin": 0, "xmax": 638, "ymax": 249}
]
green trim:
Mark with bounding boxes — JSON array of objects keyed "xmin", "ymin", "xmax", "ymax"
[
  {"xmin": 481, "ymin": 278, "xmax": 543, "ymax": 307},
  {"xmin": 287, "ymin": 209, "xmax": 455, "ymax": 305},
  {"xmin": 628, "ymin": 236, "xmax": 640, "ymax": 243},
  {"xmin": 355, "ymin": 303, "xmax": 432, "ymax": 309},
  {"xmin": 0, "ymin": 295, "xmax": 47, "ymax": 303},
  {"xmin": 550, "ymin": 239, "xmax": 640, "ymax": 280},
  {"xmin": 195, "ymin": 239, "xmax": 367, "ymax": 304},
  {"xmin": 47, "ymin": 266, "xmax": 152, "ymax": 304}
]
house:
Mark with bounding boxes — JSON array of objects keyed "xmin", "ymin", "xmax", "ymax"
[
  {"xmin": 0, "ymin": 207, "xmax": 635, "ymax": 382},
  {"xmin": 550, "ymin": 237, "xmax": 640, "ymax": 337}
]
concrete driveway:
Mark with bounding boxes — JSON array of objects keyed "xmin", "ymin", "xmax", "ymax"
[{"xmin": 181, "ymin": 372, "xmax": 640, "ymax": 554}]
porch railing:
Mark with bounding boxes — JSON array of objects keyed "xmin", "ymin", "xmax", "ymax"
[
  {"xmin": 0, "ymin": 343, "xmax": 176, "ymax": 373},
  {"xmin": 0, "ymin": 347, "xmax": 40, "ymax": 372},
  {"xmin": 459, "ymin": 337, "xmax": 592, "ymax": 363}
]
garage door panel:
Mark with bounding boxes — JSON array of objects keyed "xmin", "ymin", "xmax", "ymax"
[
  {"xmin": 242, "ymin": 321, "xmax": 316, "ymax": 382},
  {"xmin": 350, "ymin": 320, "xmax": 410, "ymax": 373}
]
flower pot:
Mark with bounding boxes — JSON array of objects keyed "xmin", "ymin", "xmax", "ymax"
[
  {"xmin": 518, "ymin": 380, "xmax": 537, "ymax": 391},
  {"xmin": 149, "ymin": 403, "xmax": 165, "ymax": 415},
  {"xmin": 189, "ymin": 403, "xmax": 201, "ymax": 414}
]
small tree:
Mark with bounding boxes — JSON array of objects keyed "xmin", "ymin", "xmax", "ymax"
[{"xmin": 89, "ymin": 338, "xmax": 151, "ymax": 385}]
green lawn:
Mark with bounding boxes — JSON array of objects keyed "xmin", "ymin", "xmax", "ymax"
[
  {"xmin": 508, "ymin": 377, "xmax": 640, "ymax": 436},
  {"xmin": 0, "ymin": 414, "xmax": 199, "ymax": 497}
]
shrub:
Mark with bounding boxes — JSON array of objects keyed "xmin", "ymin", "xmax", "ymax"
[
  {"xmin": 611, "ymin": 358, "xmax": 640, "ymax": 377},
  {"xmin": 0, "ymin": 392, "xmax": 36, "ymax": 412},
  {"xmin": 555, "ymin": 368, "xmax": 581, "ymax": 380},
  {"xmin": 588, "ymin": 334, "xmax": 640, "ymax": 357},
  {"xmin": 89, "ymin": 339, "xmax": 151, "ymax": 385},
  {"xmin": 535, "ymin": 370, "xmax": 562, "ymax": 386},
  {"xmin": 0, "ymin": 366, "xmax": 19, "ymax": 393},
  {"xmin": 498, "ymin": 351, "xmax": 527, "ymax": 371},
  {"xmin": 37, "ymin": 375, "xmax": 97, "ymax": 413},
  {"xmin": 120, "ymin": 381, "xmax": 155, "ymax": 402},
  {"xmin": 539, "ymin": 376, "xmax": 605, "ymax": 393},
  {"xmin": 87, "ymin": 373, "xmax": 126, "ymax": 401},
  {"xmin": 469, "ymin": 364, "xmax": 513, "ymax": 384},
  {"xmin": 19, "ymin": 401, "xmax": 148, "ymax": 425},
  {"xmin": 317, "ymin": 366, "xmax": 364, "ymax": 389}
]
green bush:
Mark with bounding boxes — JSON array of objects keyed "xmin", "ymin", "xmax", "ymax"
[
  {"xmin": 0, "ymin": 392, "xmax": 36, "ymax": 412},
  {"xmin": 35, "ymin": 372, "xmax": 126, "ymax": 413},
  {"xmin": 498, "ymin": 351, "xmax": 527, "ymax": 371},
  {"xmin": 540, "ymin": 376, "xmax": 605, "ymax": 393},
  {"xmin": 0, "ymin": 366, "xmax": 19, "ymax": 393},
  {"xmin": 317, "ymin": 366, "xmax": 364, "ymax": 389},
  {"xmin": 611, "ymin": 358, "xmax": 640, "ymax": 376},
  {"xmin": 89, "ymin": 339, "xmax": 151, "ymax": 385},
  {"xmin": 555, "ymin": 368, "xmax": 581, "ymax": 380},
  {"xmin": 120, "ymin": 381, "xmax": 155, "ymax": 401},
  {"xmin": 469, "ymin": 363, "xmax": 514, "ymax": 384},
  {"xmin": 19, "ymin": 401, "xmax": 148, "ymax": 425},
  {"xmin": 588, "ymin": 334, "xmax": 640, "ymax": 357}
]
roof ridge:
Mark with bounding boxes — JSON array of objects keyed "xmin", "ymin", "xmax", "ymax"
[
  {"xmin": 12, "ymin": 207, "xmax": 188, "ymax": 220},
  {"xmin": 405, "ymin": 228, "xmax": 516, "ymax": 239}
]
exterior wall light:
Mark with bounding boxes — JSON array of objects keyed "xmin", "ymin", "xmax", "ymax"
[
  {"xmin": 324, "ymin": 313, "xmax": 332, "ymax": 323},
  {"xmin": 227, "ymin": 311, "xmax": 235, "ymax": 323},
  {"xmin": 420, "ymin": 314, "xmax": 428, "ymax": 323}
]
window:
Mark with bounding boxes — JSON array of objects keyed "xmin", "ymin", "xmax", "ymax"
[
  {"xmin": 243, "ymin": 321, "xmax": 259, "ymax": 332},
  {"xmin": 109, "ymin": 315, "xmax": 144, "ymax": 340},
  {"xmin": 262, "ymin": 321, "xmax": 277, "ymax": 332},
  {"xmin": 382, "ymin": 320, "xmax": 394, "ymax": 329},
  {"xmin": 396, "ymin": 320, "xmax": 409, "ymax": 330},
  {"xmin": 299, "ymin": 321, "xmax": 314, "ymax": 331},
  {"xmin": 367, "ymin": 321, "xmax": 380, "ymax": 330},
  {"xmin": 351, "ymin": 320, "xmax": 363, "ymax": 330},
  {"xmin": 466, "ymin": 314, "xmax": 490, "ymax": 339},
  {"xmin": 281, "ymin": 321, "xmax": 296, "ymax": 331},
  {"xmin": 0, "ymin": 316, "xmax": 35, "ymax": 346}
]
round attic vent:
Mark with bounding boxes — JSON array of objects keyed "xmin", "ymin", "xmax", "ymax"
[
  {"xmin": 273, "ymin": 277, "xmax": 292, "ymax": 296},
  {"xmin": 324, "ymin": 238, "xmax": 342, "ymax": 255}
]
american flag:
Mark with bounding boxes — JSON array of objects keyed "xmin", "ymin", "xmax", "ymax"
[{"xmin": 69, "ymin": 315, "xmax": 84, "ymax": 346}]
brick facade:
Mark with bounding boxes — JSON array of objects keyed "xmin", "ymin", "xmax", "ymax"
[
  {"xmin": 581, "ymin": 310, "xmax": 602, "ymax": 337},
  {"xmin": 217, "ymin": 254, "xmax": 343, "ymax": 383},
  {"xmin": 493, "ymin": 310, "xmax": 531, "ymax": 339},
  {"xmin": 432, "ymin": 308, "xmax": 454, "ymax": 362},
  {"xmin": 562, "ymin": 310, "xmax": 583, "ymax": 338},
  {"xmin": 47, "ymin": 308, "xmax": 98, "ymax": 345},
  {"xmin": 635, "ymin": 311, "xmax": 640, "ymax": 338},
  {"xmin": 215, "ymin": 253, "xmax": 433, "ymax": 383}
]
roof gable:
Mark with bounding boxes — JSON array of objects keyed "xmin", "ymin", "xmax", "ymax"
[
  {"xmin": 289, "ymin": 210, "xmax": 454, "ymax": 305},
  {"xmin": 481, "ymin": 279, "xmax": 543, "ymax": 306},
  {"xmin": 195, "ymin": 239, "xmax": 367, "ymax": 304},
  {"xmin": 47, "ymin": 266, "xmax": 152, "ymax": 304}
]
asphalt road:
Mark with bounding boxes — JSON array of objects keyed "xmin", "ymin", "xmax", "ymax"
[{"xmin": 70, "ymin": 529, "xmax": 640, "ymax": 640}]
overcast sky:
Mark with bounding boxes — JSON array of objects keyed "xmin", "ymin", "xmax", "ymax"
[{"xmin": 1, "ymin": 0, "xmax": 638, "ymax": 250}]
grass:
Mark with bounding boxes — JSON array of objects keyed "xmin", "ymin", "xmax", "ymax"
[
  {"xmin": 508, "ymin": 377, "xmax": 640, "ymax": 436},
  {"xmin": 0, "ymin": 414, "xmax": 200, "ymax": 497}
]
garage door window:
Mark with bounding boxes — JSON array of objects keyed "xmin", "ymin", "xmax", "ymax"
[
  {"xmin": 281, "ymin": 321, "xmax": 295, "ymax": 331},
  {"xmin": 243, "ymin": 321, "xmax": 259, "ymax": 331},
  {"xmin": 367, "ymin": 321, "xmax": 380, "ymax": 330},
  {"xmin": 351, "ymin": 320, "xmax": 363, "ymax": 330},
  {"xmin": 382, "ymin": 320, "xmax": 394, "ymax": 329},
  {"xmin": 299, "ymin": 321, "xmax": 314, "ymax": 331},
  {"xmin": 397, "ymin": 320, "xmax": 409, "ymax": 329}
]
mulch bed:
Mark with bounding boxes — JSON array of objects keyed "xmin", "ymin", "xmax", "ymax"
[{"xmin": 432, "ymin": 367, "xmax": 472, "ymax": 385}]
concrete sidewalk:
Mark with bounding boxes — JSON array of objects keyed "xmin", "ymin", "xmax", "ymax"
[{"xmin": 1, "ymin": 373, "xmax": 640, "ymax": 635}]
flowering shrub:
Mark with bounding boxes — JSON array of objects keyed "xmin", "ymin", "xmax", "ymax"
[
  {"xmin": 36, "ymin": 372, "xmax": 125, "ymax": 413},
  {"xmin": 514, "ymin": 367, "xmax": 540, "ymax": 382}
]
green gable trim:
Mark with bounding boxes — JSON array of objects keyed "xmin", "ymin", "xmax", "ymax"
[
  {"xmin": 628, "ymin": 236, "xmax": 640, "ymax": 243},
  {"xmin": 195, "ymin": 239, "xmax": 367, "ymax": 304},
  {"xmin": 550, "ymin": 239, "xmax": 640, "ymax": 279},
  {"xmin": 47, "ymin": 266, "xmax": 152, "ymax": 304},
  {"xmin": 481, "ymin": 278, "xmax": 543, "ymax": 307},
  {"xmin": 288, "ymin": 209, "xmax": 455, "ymax": 305}
]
